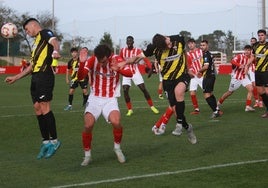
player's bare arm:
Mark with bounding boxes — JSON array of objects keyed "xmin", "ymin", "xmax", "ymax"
[{"xmin": 5, "ymin": 64, "xmax": 32, "ymax": 84}]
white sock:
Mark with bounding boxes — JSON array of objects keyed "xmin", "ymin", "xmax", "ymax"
[
  {"xmin": 85, "ymin": 150, "xmax": 91, "ymax": 157},
  {"xmin": 114, "ymin": 142, "xmax": 120, "ymax": 150}
]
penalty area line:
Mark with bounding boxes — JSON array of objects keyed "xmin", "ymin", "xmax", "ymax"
[{"xmin": 51, "ymin": 158, "xmax": 268, "ymax": 188}]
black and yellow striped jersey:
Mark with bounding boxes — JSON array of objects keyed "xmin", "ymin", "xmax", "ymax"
[
  {"xmin": 31, "ymin": 29, "xmax": 55, "ymax": 73},
  {"xmin": 67, "ymin": 58, "xmax": 80, "ymax": 81},
  {"xmin": 146, "ymin": 35, "xmax": 187, "ymax": 80},
  {"xmin": 252, "ymin": 41, "xmax": 268, "ymax": 72}
]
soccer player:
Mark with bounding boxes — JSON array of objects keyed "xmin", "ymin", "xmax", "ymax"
[
  {"xmin": 5, "ymin": 18, "xmax": 61, "ymax": 159},
  {"xmin": 123, "ymin": 33, "xmax": 197, "ymax": 144},
  {"xmin": 199, "ymin": 40, "xmax": 221, "ymax": 118},
  {"xmin": 217, "ymin": 45, "xmax": 255, "ymax": 112},
  {"xmin": 119, "ymin": 36, "xmax": 159, "ymax": 116},
  {"xmin": 64, "ymin": 47, "xmax": 89, "ymax": 110},
  {"xmin": 78, "ymin": 44, "xmax": 133, "ymax": 166},
  {"xmin": 252, "ymin": 29, "xmax": 268, "ymax": 118},
  {"xmin": 187, "ymin": 38, "xmax": 203, "ymax": 115},
  {"xmin": 250, "ymin": 37, "xmax": 263, "ymax": 108}
]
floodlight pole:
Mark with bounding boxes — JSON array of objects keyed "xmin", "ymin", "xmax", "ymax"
[
  {"xmin": 52, "ymin": 0, "xmax": 55, "ymax": 32},
  {"xmin": 7, "ymin": 38, "xmax": 10, "ymax": 65}
]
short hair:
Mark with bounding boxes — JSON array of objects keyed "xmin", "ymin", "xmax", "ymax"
[
  {"xmin": 70, "ymin": 47, "xmax": 78, "ymax": 53},
  {"xmin": 201, "ymin": 40, "xmax": 208, "ymax": 44},
  {"xmin": 152, "ymin": 33, "xmax": 166, "ymax": 51},
  {"xmin": 187, "ymin": 38, "xmax": 196, "ymax": 43},
  {"xmin": 251, "ymin": 37, "xmax": 257, "ymax": 41},
  {"xmin": 23, "ymin": 18, "xmax": 39, "ymax": 29},
  {"xmin": 257, "ymin": 29, "xmax": 266, "ymax": 35},
  {"xmin": 244, "ymin": 45, "xmax": 252, "ymax": 50},
  {"xmin": 94, "ymin": 44, "xmax": 111, "ymax": 59},
  {"xmin": 126, "ymin": 36, "xmax": 134, "ymax": 40}
]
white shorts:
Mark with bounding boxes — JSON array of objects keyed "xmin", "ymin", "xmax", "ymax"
[
  {"xmin": 122, "ymin": 68, "xmax": 144, "ymax": 86},
  {"xmin": 189, "ymin": 76, "xmax": 203, "ymax": 91},
  {"xmin": 85, "ymin": 95, "xmax": 119, "ymax": 122},
  {"xmin": 228, "ymin": 75, "xmax": 252, "ymax": 92},
  {"xmin": 248, "ymin": 69, "xmax": 255, "ymax": 83}
]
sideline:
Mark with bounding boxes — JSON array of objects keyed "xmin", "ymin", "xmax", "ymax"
[{"xmin": 51, "ymin": 158, "xmax": 268, "ymax": 188}]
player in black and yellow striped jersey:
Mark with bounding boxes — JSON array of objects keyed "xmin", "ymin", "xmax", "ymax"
[
  {"xmin": 252, "ymin": 29, "xmax": 268, "ymax": 118},
  {"xmin": 5, "ymin": 18, "xmax": 61, "ymax": 159},
  {"xmin": 64, "ymin": 47, "xmax": 89, "ymax": 111},
  {"xmin": 125, "ymin": 33, "xmax": 197, "ymax": 144}
]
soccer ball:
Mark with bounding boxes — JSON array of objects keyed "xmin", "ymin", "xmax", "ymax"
[{"xmin": 1, "ymin": 23, "xmax": 18, "ymax": 39}]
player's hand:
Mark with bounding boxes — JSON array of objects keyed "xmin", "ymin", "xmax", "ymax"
[{"xmin": 5, "ymin": 76, "xmax": 16, "ymax": 84}]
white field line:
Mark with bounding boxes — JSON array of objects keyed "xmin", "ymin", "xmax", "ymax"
[
  {"xmin": 0, "ymin": 99, "xmax": 245, "ymax": 118},
  {"xmin": 51, "ymin": 158, "xmax": 268, "ymax": 188}
]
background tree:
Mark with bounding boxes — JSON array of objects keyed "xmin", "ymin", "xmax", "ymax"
[{"xmin": 99, "ymin": 32, "xmax": 114, "ymax": 52}]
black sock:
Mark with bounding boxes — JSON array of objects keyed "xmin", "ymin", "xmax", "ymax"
[
  {"xmin": 44, "ymin": 111, "xmax": 57, "ymax": 140},
  {"xmin": 37, "ymin": 114, "xmax": 49, "ymax": 141},
  {"xmin": 83, "ymin": 94, "xmax": 89, "ymax": 106},
  {"xmin": 260, "ymin": 93, "xmax": 268, "ymax": 109},
  {"xmin": 206, "ymin": 95, "xmax": 217, "ymax": 112},
  {"xmin": 175, "ymin": 101, "xmax": 189, "ymax": 129},
  {"xmin": 68, "ymin": 94, "xmax": 73, "ymax": 105}
]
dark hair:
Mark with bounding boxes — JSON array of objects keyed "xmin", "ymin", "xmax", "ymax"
[
  {"xmin": 23, "ymin": 18, "xmax": 39, "ymax": 29},
  {"xmin": 187, "ymin": 38, "xmax": 196, "ymax": 43},
  {"xmin": 251, "ymin": 37, "xmax": 257, "ymax": 41},
  {"xmin": 257, "ymin": 29, "xmax": 266, "ymax": 35},
  {"xmin": 94, "ymin": 44, "xmax": 111, "ymax": 59},
  {"xmin": 152, "ymin": 33, "xmax": 167, "ymax": 51},
  {"xmin": 70, "ymin": 47, "xmax": 78, "ymax": 52},
  {"xmin": 126, "ymin": 35, "xmax": 134, "ymax": 40},
  {"xmin": 244, "ymin": 45, "xmax": 252, "ymax": 50},
  {"xmin": 201, "ymin": 40, "xmax": 208, "ymax": 44}
]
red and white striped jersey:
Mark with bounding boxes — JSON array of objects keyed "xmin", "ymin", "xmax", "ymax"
[
  {"xmin": 119, "ymin": 47, "xmax": 151, "ymax": 71},
  {"xmin": 187, "ymin": 48, "xmax": 203, "ymax": 74},
  {"xmin": 231, "ymin": 53, "xmax": 250, "ymax": 80},
  {"xmin": 83, "ymin": 55, "xmax": 130, "ymax": 98}
]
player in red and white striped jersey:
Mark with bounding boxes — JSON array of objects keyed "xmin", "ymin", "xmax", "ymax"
[
  {"xmin": 217, "ymin": 45, "xmax": 255, "ymax": 112},
  {"xmin": 187, "ymin": 38, "xmax": 203, "ymax": 114},
  {"xmin": 119, "ymin": 36, "xmax": 159, "ymax": 116},
  {"xmin": 78, "ymin": 44, "xmax": 133, "ymax": 166}
]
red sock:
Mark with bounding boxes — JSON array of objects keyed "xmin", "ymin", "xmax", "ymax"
[
  {"xmin": 246, "ymin": 99, "xmax": 251, "ymax": 106},
  {"xmin": 158, "ymin": 89, "xmax": 163, "ymax": 95},
  {"xmin": 162, "ymin": 107, "xmax": 173, "ymax": 124},
  {"xmin": 126, "ymin": 102, "xmax": 132, "ymax": 110},
  {"xmin": 82, "ymin": 132, "xmax": 92, "ymax": 151},
  {"xmin": 191, "ymin": 94, "xmax": 199, "ymax": 109},
  {"xmin": 219, "ymin": 97, "xmax": 224, "ymax": 104},
  {"xmin": 113, "ymin": 127, "xmax": 123, "ymax": 144},
  {"xmin": 147, "ymin": 98, "xmax": 153, "ymax": 107},
  {"xmin": 253, "ymin": 87, "xmax": 258, "ymax": 100}
]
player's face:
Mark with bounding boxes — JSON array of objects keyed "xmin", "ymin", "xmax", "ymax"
[
  {"xmin": 165, "ymin": 36, "xmax": 172, "ymax": 49},
  {"xmin": 98, "ymin": 56, "xmax": 108, "ymax": 66},
  {"xmin": 24, "ymin": 21, "xmax": 38, "ymax": 37},
  {"xmin": 71, "ymin": 51, "xmax": 78, "ymax": 58},
  {"xmin": 126, "ymin": 38, "xmax": 134, "ymax": 48},
  {"xmin": 244, "ymin": 48, "xmax": 251, "ymax": 56},
  {"xmin": 187, "ymin": 42, "xmax": 196, "ymax": 50},
  {"xmin": 258, "ymin": 32, "xmax": 266, "ymax": 44},
  {"xmin": 200, "ymin": 42, "xmax": 208, "ymax": 51}
]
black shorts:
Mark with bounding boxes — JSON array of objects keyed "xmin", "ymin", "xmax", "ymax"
[
  {"xmin": 70, "ymin": 79, "xmax": 88, "ymax": 89},
  {"xmin": 255, "ymin": 71, "xmax": 268, "ymax": 87},
  {"xmin": 202, "ymin": 76, "xmax": 215, "ymax": 93},
  {"xmin": 31, "ymin": 72, "xmax": 55, "ymax": 103},
  {"xmin": 163, "ymin": 73, "xmax": 190, "ymax": 106}
]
